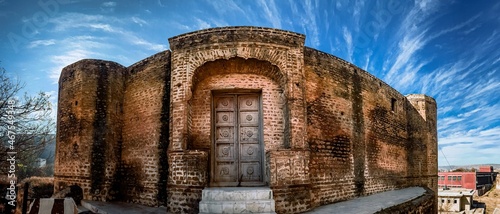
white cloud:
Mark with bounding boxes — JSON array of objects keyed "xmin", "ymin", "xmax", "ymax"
[
  {"xmin": 28, "ymin": 39, "xmax": 56, "ymax": 48},
  {"xmin": 48, "ymin": 48, "xmax": 94, "ymax": 83},
  {"xmin": 205, "ymin": 0, "xmax": 253, "ymax": 22},
  {"xmin": 288, "ymin": 0, "xmax": 298, "ymax": 14},
  {"xmin": 385, "ymin": 32, "xmax": 426, "ymax": 85},
  {"xmin": 301, "ymin": 0, "xmax": 320, "ymax": 47},
  {"xmin": 129, "ymin": 36, "xmax": 167, "ymax": 52},
  {"xmin": 44, "ymin": 90, "xmax": 58, "ymax": 121},
  {"xmin": 194, "ymin": 18, "xmax": 211, "ymax": 29},
  {"xmin": 170, "ymin": 21, "xmax": 191, "ymax": 31},
  {"xmin": 88, "ymin": 23, "xmax": 116, "ymax": 32},
  {"xmin": 439, "ymin": 126, "xmax": 500, "ymax": 165},
  {"xmin": 132, "ymin": 17, "xmax": 148, "ymax": 27},
  {"xmin": 49, "ymin": 13, "xmax": 121, "ymax": 32},
  {"xmin": 47, "ymin": 12, "xmax": 166, "ymax": 58},
  {"xmin": 157, "ymin": 0, "xmax": 165, "ymax": 7},
  {"xmin": 102, "ymin": 1, "xmax": 116, "ymax": 7},
  {"xmin": 342, "ymin": 26, "xmax": 353, "ymax": 62},
  {"xmin": 257, "ymin": 0, "xmax": 281, "ymax": 28}
]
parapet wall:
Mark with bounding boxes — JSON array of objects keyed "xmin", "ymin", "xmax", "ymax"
[{"xmin": 376, "ymin": 187, "xmax": 436, "ymax": 214}]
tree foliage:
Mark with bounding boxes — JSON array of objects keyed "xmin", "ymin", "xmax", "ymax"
[
  {"xmin": 0, "ymin": 66, "xmax": 55, "ymax": 181},
  {"xmin": 452, "ymin": 167, "xmax": 477, "ymax": 172}
]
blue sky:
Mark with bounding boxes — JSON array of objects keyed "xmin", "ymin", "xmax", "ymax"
[{"xmin": 1, "ymin": 0, "xmax": 498, "ymax": 166}]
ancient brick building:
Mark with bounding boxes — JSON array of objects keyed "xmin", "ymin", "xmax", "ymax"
[{"xmin": 54, "ymin": 26, "xmax": 438, "ymax": 213}]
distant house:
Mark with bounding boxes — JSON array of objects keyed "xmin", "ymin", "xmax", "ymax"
[
  {"xmin": 438, "ymin": 188, "xmax": 474, "ymax": 213},
  {"xmin": 438, "ymin": 166, "xmax": 498, "ymax": 195},
  {"xmin": 35, "ymin": 158, "xmax": 47, "ymax": 168}
]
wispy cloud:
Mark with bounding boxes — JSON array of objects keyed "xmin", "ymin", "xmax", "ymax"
[
  {"xmin": 28, "ymin": 39, "xmax": 56, "ymax": 48},
  {"xmin": 205, "ymin": 0, "xmax": 254, "ymax": 23},
  {"xmin": 157, "ymin": 0, "xmax": 165, "ymax": 7},
  {"xmin": 194, "ymin": 18, "xmax": 211, "ymax": 29},
  {"xmin": 102, "ymin": 1, "xmax": 116, "ymax": 7},
  {"xmin": 257, "ymin": 0, "xmax": 281, "ymax": 28},
  {"xmin": 384, "ymin": 31, "xmax": 427, "ymax": 85},
  {"xmin": 44, "ymin": 12, "xmax": 167, "ymax": 83},
  {"xmin": 439, "ymin": 127, "xmax": 500, "ymax": 165},
  {"xmin": 132, "ymin": 16, "xmax": 148, "ymax": 27},
  {"xmin": 128, "ymin": 35, "xmax": 166, "ymax": 52},
  {"xmin": 300, "ymin": 0, "xmax": 320, "ymax": 47},
  {"xmin": 368, "ymin": 1, "xmax": 500, "ymax": 166},
  {"xmin": 49, "ymin": 48, "xmax": 95, "ymax": 83},
  {"xmin": 100, "ymin": 1, "xmax": 117, "ymax": 13},
  {"xmin": 49, "ymin": 13, "xmax": 121, "ymax": 32},
  {"xmin": 342, "ymin": 26, "xmax": 353, "ymax": 62}
]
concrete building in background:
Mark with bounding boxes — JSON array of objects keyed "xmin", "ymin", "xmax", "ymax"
[
  {"xmin": 438, "ymin": 166, "xmax": 498, "ymax": 196},
  {"xmin": 438, "ymin": 172, "xmax": 476, "ymax": 189},
  {"xmin": 54, "ymin": 26, "xmax": 438, "ymax": 213},
  {"xmin": 438, "ymin": 188, "xmax": 474, "ymax": 213}
]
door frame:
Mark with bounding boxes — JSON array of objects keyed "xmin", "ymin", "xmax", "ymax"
[{"xmin": 210, "ymin": 89, "xmax": 266, "ymax": 187}]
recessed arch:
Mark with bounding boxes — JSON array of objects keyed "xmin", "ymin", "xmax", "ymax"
[{"xmin": 191, "ymin": 57, "xmax": 286, "ymax": 93}]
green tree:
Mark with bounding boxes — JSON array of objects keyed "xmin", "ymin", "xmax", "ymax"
[{"xmin": 0, "ymin": 66, "xmax": 55, "ymax": 181}]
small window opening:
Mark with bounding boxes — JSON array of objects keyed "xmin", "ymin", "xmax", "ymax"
[
  {"xmin": 454, "ymin": 199, "xmax": 457, "ymax": 204},
  {"xmin": 391, "ymin": 98, "xmax": 397, "ymax": 112},
  {"xmin": 75, "ymin": 101, "xmax": 78, "ymax": 106}
]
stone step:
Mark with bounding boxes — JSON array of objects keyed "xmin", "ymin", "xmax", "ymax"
[
  {"xmin": 199, "ymin": 200, "xmax": 275, "ymax": 213},
  {"xmin": 199, "ymin": 187, "xmax": 276, "ymax": 214},
  {"xmin": 201, "ymin": 187, "xmax": 273, "ymax": 201}
]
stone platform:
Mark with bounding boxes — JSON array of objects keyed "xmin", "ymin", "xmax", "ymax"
[
  {"xmin": 304, "ymin": 187, "xmax": 427, "ymax": 214},
  {"xmin": 199, "ymin": 187, "xmax": 276, "ymax": 214},
  {"xmin": 79, "ymin": 187, "xmax": 429, "ymax": 214},
  {"xmin": 81, "ymin": 200, "xmax": 167, "ymax": 214}
]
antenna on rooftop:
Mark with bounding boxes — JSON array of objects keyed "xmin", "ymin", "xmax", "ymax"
[{"xmin": 439, "ymin": 146, "xmax": 453, "ymax": 171}]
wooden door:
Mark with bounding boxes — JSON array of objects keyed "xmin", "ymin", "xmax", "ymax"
[{"xmin": 212, "ymin": 93, "xmax": 263, "ymax": 186}]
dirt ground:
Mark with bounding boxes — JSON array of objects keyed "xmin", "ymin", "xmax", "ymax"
[{"xmin": 475, "ymin": 185, "xmax": 500, "ymax": 214}]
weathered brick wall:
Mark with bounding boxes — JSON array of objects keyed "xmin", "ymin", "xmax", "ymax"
[
  {"xmin": 303, "ymin": 47, "xmax": 437, "ymax": 210},
  {"xmin": 121, "ymin": 51, "xmax": 170, "ymax": 206},
  {"xmin": 304, "ymin": 49, "xmax": 357, "ymax": 207},
  {"xmin": 267, "ymin": 150, "xmax": 311, "ymax": 213},
  {"xmin": 55, "ymin": 26, "xmax": 437, "ymax": 214},
  {"xmin": 167, "ymin": 151, "xmax": 208, "ymax": 213},
  {"xmin": 55, "ymin": 59, "xmax": 125, "ymax": 201}
]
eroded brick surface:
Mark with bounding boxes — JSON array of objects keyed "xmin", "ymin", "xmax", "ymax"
[{"xmin": 55, "ymin": 27, "xmax": 437, "ymax": 213}]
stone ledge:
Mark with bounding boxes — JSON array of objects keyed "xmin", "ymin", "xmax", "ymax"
[
  {"xmin": 304, "ymin": 187, "xmax": 434, "ymax": 214},
  {"xmin": 202, "ymin": 187, "xmax": 274, "ymax": 201},
  {"xmin": 168, "ymin": 26, "xmax": 305, "ymax": 50}
]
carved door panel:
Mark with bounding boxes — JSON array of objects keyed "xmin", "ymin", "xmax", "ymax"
[
  {"xmin": 238, "ymin": 95, "xmax": 262, "ymax": 183},
  {"xmin": 212, "ymin": 93, "xmax": 263, "ymax": 186}
]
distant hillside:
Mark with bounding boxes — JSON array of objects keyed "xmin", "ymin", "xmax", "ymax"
[
  {"xmin": 39, "ymin": 134, "xmax": 56, "ymax": 163},
  {"xmin": 439, "ymin": 164, "xmax": 500, "ymax": 171}
]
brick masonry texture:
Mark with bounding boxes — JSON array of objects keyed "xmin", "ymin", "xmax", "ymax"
[{"xmin": 55, "ymin": 26, "xmax": 437, "ymax": 213}]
